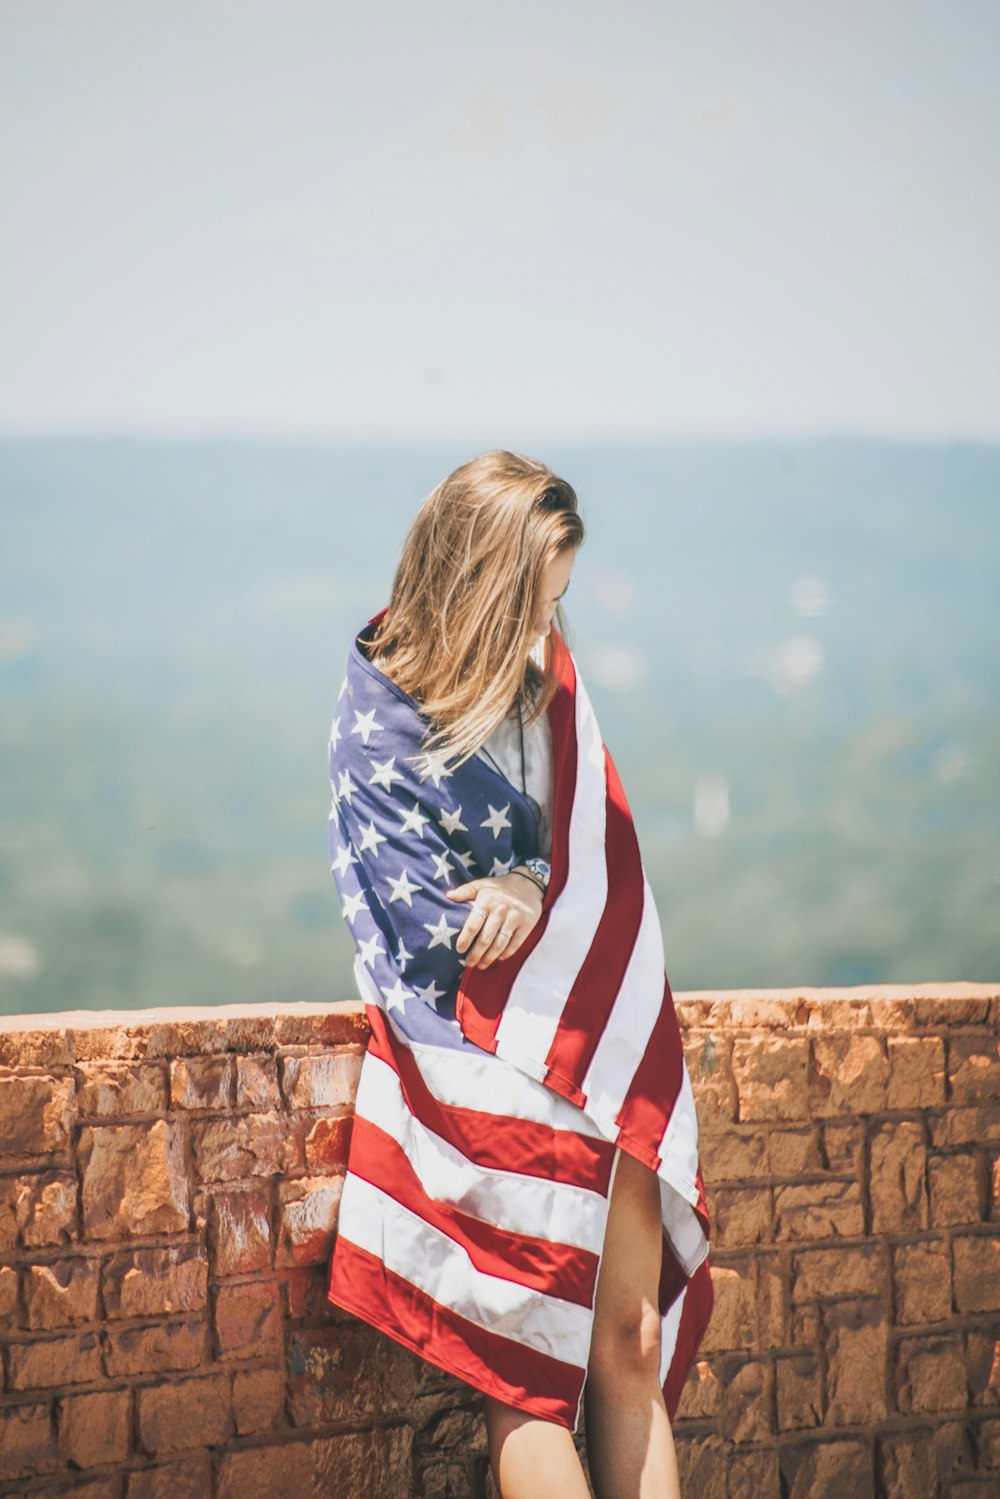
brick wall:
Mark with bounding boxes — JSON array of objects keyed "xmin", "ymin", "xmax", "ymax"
[{"xmin": 0, "ymin": 985, "xmax": 997, "ymax": 1499}]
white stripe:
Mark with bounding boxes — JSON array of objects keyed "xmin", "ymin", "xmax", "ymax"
[
  {"xmin": 389, "ymin": 1016, "xmax": 608, "ymax": 1141},
  {"xmin": 338, "ymin": 1173, "xmax": 595, "ymax": 1368},
  {"xmin": 578, "ymin": 876, "xmax": 664, "ymax": 1141},
  {"xmin": 494, "ymin": 661, "xmax": 609, "ymax": 1064},
  {"xmin": 354, "ymin": 1052, "xmax": 610, "ymax": 1254},
  {"xmin": 656, "ymin": 1064, "xmax": 702, "ymax": 1208},
  {"xmin": 658, "ymin": 1284, "xmax": 687, "ymax": 1389}
]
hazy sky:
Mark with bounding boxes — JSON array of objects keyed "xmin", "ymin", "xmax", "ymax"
[{"xmin": 1, "ymin": 0, "xmax": 998, "ymax": 441}]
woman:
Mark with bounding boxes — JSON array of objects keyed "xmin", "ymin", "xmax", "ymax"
[{"xmin": 325, "ymin": 450, "xmax": 712, "ymax": 1499}]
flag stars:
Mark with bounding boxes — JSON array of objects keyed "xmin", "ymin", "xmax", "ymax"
[
  {"xmin": 454, "ymin": 849, "xmax": 477, "ymax": 874},
  {"xmin": 413, "ymin": 979, "xmax": 446, "ymax": 1005},
  {"xmin": 419, "ymin": 752, "xmax": 454, "ymax": 789},
  {"xmin": 381, "ymin": 977, "xmax": 413, "ymax": 1013},
  {"xmin": 439, "ymin": 805, "xmax": 468, "ymax": 835},
  {"xmin": 490, "ymin": 854, "xmax": 515, "ymax": 877},
  {"xmin": 331, "ymin": 844, "xmax": 358, "ymax": 878},
  {"xmin": 481, "ymin": 802, "xmax": 512, "ymax": 838},
  {"xmin": 337, "ymin": 769, "xmax": 358, "ymax": 806},
  {"xmin": 341, "ymin": 889, "xmax": 367, "ymax": 924},
  {"xmin": 351, "ymin": 708, "xmax": 384, "ymax": 745},
  {"xmin": 398, "ymin": 802, "xmax": 430, "ymax": 837},
  {"xmin": 431, "ymin": 851, "xmax": 455, "ymax": 884},
  {"xmin": 329, "ymin": 716, "xmax": 342, "ymax": 750},
  {"xmin": 423, "ymin": 913, "xmax": 460, "ymax": 950},
  {"xmin": 358, "ymin": 820, "xmax": 388, "ymax": 858},
  {"xmin": 397, "ymin": 939, "xmax": 414, "ymax": 973},
  {"xmin": 369, "ymin": 755, "xmax": 403, "ymax": 792},
  {"xmin": 358, "ymin": 932, "xmax": 386, "ymax": 968},
  {"xmin": 386, "ymin": 869, "xmax": 422, "ymax": 907}
]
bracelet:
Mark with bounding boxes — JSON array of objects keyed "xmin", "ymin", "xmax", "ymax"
[{"xmin": 510, "ymin": 866, "xmax": 545, "ymax": 896}]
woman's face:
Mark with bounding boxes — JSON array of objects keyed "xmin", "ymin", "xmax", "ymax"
[{"xmin": 530, "ymin": 547, "xmax": 576, "ymax": 645}]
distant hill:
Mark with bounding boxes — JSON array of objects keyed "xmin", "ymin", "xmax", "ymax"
[{"xmin": 0, "ymin": 435, "xmax": 997, "ymax": 1014}]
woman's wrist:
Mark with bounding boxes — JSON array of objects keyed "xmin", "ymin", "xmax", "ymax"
[{"xmin": 510, "ymin": 865, "xmax": 545, "ymax": 896}]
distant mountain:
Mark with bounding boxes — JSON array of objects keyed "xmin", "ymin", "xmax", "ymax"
[{"xmin": 0, "ymin": 435, "xmax": 997, "ymax": 1014}]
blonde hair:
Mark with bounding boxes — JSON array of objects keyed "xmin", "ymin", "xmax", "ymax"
[{"xmin": 365, "ymin": 449, "xmax": 584, "ymax": 775}]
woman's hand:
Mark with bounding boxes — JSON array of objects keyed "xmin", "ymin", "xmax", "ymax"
[{"xmin": 445, "ymin": 869, "xmax": 545, "ymax": 970}]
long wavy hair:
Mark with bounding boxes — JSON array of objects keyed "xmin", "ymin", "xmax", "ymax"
[{"xmin": 364, "ymin": 450, "xmax": 585, "ymax": 775}]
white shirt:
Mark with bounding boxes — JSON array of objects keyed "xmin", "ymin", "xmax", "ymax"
[{"xmin": 475, "ymin": 704, "xmax": 554, "ymax": 859}]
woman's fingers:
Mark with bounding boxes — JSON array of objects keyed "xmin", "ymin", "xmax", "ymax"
[{"xmin": 460, "ymin": 903, "xmax": 507, "ymax": 967}]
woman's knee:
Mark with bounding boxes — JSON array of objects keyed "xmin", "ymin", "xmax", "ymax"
[{"xmin": 588, "ymin": 1297, "xmax": 663, "ymax": 1391}]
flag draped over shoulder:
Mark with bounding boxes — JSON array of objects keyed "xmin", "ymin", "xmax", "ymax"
[{"xmin": 326, "ymin": 612, "xmax": 713, "ymax": 1431}]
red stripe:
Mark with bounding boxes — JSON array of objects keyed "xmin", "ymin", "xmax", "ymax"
[
  {"xmin": 347, "ymin": 1116, "xmax": 600, "ymax": 1307},
  {"xmin": 364, "ymin": 1007, "xmax": 616, "ymax": 1196},
  {"xmin": 661, "ymin": 1254, "xmax": 715, "ymax": 1421},
  {"xmin": 614, "ymin": 973, "xmax": 685, "ymax": 1167},
  {"xmin": 541, "ymin": 745, "xmax": 645, "ymax": 1096},
  {"xmin": 456, "ymin": 629, "xmax": 579, "ymax": 1050},
  {"xmin": 327, "ymin": 1235, "xmax": 584, "ymax": 1428}
]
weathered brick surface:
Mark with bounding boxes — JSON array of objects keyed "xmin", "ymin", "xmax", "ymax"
[{"xmin": 0, "ymin": 986, "xmax": 998, "ymax": 1498}]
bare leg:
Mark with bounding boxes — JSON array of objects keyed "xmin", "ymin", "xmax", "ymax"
[
  {"xmin": 584, "ymin": 1150, "xmax": 680, "ymax": 1499},
  {"xmin": 484, "ymin": 1396, "xmax": 593, "ymax": 1499}
]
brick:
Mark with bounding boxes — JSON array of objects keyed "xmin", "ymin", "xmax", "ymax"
[
  {"xmin": 207, "ymin": 1185, "xmax": 272, "ymax": 1275},
  {"xmin": 0, "ymin": 1401, "xmax": 59, "ymax": 1480},
  {"xmin": 56, "ymin": 1387, "xmax": 130, "ymax": 1466},
  {"xmin": 967, "ymin": 1328, "xmax": 1000, "ymax": 1405},
  {"xmin": 7, "ymin": 1329, "xmax": 104, "ymax": 1390},
  {"xmin": 791, "ymin": 1304, "xmax": 821, "ymax": 1346},
  {"xmin": 235, "ymin": 1054, "xmax": 281, "ymax": 1109},
  {"xmin": 232, "ymin": 1365, "xmax": 285, "ymax": 1433},
  {"xmin": 769, "ymin": 1127, "xmax": 824, "ymax": 1177},
  {"xmin": 213, "ymin": 1279, "xmax": 282, "ymax": 1360},
  {"xmin": 28, "ymin": 1479, "xmax": 120, "ymax": 1499},
  {"xmin": 288, "ymin": 1323, "xmax": 422, "ymax": 1425},
  {"xmin": 102, "ymin": 1244, "xmax": 209, "ymax": 1318},
  {"xmin": 776, "ymin": 1352, "xmax": 824, "ymax": 1429},
  {"xmin": 75, "ymin": 1061, "xmax": 167, "ymax": 1118},
  {"xmin": 949, "ymin": 1036, "xmax": 1000, "ymax": 1103},
  {"xmin": 683, "ymin": 1033, "xmax": 738, "ymax": 1123},
  {"xmin": 930, "ymin": 1103, "xmax": 1000, "ymax": 1147},
  {"xmin": 953, "ymin": 1235, "xmax": 1000, "ymax": 1313},
  {"xmin": 104, "ymin": 1315, "xmax": 207, "ymax": 1377},
  {"xmin": 792, "ymin": 1242, "xmax": 887, "ymax": 1302},
  {"xmin": 706, "ymin": 1185, "xmax": 771, "ymax": 1248},
  {"xmin": 698, "ymin": 1262, "xmax": 756, "ymax": 1353},
  {"xmin": 274, "ymin": 1004, "xmax": 370, "ymax": 1048},
  {"xmin": 136, "ymin": 1373, "xmax": 231, "ymax": 1455},
  {"xmin": 280, "ymin": 1051, "xmax": 363, "ymax": 1109},
  {"xmin": 169, "ymin": 1054, "xmax": 235, "ymax": 1110},
  {"xmin": 933, "ymin": 1419, "xmax": 976, "ymax": 1481},
  {"xmin": 215, "ymin": 1441, "xmax": 313, "ymax": 1499},
  {"xmin": 312, "ymin": 1425, "xmax": 415, "ymax": 1499},
  {"xmin": 821, "ymin": 1121, "xmax": 864, "ymax": 1174},
  {"xmin": 888, "ymin": 1035, "xmax": 946, "ymax": 1109},
  {"xmin": 673, "ymin": 1437, "xmax": 727, "ymax": 1499},
  {"xmin": 126, "ymin": 1455, "xmax": 212, "ymax": 1499},
  {"xmin": 0, "ymin": 1073, "xmax": 74, "ymax": 1159},
  {"xmin": 79, "ymin": 1120, "xmax": 189, "ymax": 1238},
  {"xmin": 190, "ymin": 1112, "xmax": 297, "ymax": 1182},
  {"xmin": 993, "ymin": 1155, "xmax": 1000, "ymax": 1219},
  {"xmin": 877, "ymin": 1430, "xmax": 937, "ymax": 1499},
  {"xmin": 675, "ymin": 1357, "xmax": 722, "ymax": 1420},
  {"xmin": 893, "ymin": 1239, "xmax": 951, "ymax": 1325},
  {"xmin": 773, "ymin": 1179, "xmax": 863, "ymax": 1240},
  {"xmin": 23, "ymin": 1257, "xmax": 100, "ymax": 1329},
  {"xmin": 697, "ymin": 1128, "xmax": 768, "ymax": 1182},
  {"xmin": 281, "ymin": 1264, "xmax": 335, "ymax": 1321},
  {"xmin": 896, "ymin": 1333, "xmax": 966, "ymax": 1413},
  {"xmin": 275, "ymin": 1175, "xmax": 344, "ymax": 1267},
  {"xmin": 726, "ymin": 1449, "xmax": 780, "ymax": 1499},
  {"xmin": 978, "ymin": 1416, "xmax": 1000, "ymax": 1467},
  {"xmin": 7, "ymin": 1171, "xmax": 77, "ymax": 1248},
  {"xmin": 929, "ymin": 1152, "xmax": 985, "ymax": 1227},
  {"xmin": 824, "ymin": 1298, "xmax": 887, "ymax": 1423},
  {"xmin": 0, "ymin": 1262, "xmax": 18, "ymax": 1321},
  {"xmin": 870, "ymin": 1120, "xmax": 927, "ymax": 1233},
  {"xmin": 779, "ymin": 1437, "xmax": 874, "ymax": 1499},
  {"xmin": 732, "ymin": 1036, "xmax": 809, "ymax": 1122},
  {"xmin": 721, "ymin": 1357, "xmax": 772, "ymax": 1441},
  {"xmin": 304, "ymin": 1114, "xmax": 354, "ymax": 1173},
  {"xmin": 811, "ymin": 1034, "xmax": 888, "ymax": 1117},
  {"xmin": 756, "ymin": 1252, "xmax": 786, "ymax": 1347}
]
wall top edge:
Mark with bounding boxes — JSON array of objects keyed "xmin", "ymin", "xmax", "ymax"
[{"xmin": 0, "ymin": 983, "xmax": 996, "ymax": 1036}]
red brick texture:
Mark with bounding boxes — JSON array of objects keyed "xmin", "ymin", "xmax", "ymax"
[{"xmin": 0, "ymin": 985, "xmax": 997, "ymax": 1498}]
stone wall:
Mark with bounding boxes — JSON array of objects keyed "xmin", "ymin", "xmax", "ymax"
[{"xmin": 0, "ymin": 984, "xmax": 997, "ymax": 1499}]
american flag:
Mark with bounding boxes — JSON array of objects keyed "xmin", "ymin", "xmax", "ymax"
[{"xmin": 326, "ymin": 611, "xmax": 713, "ymax": 1430}]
